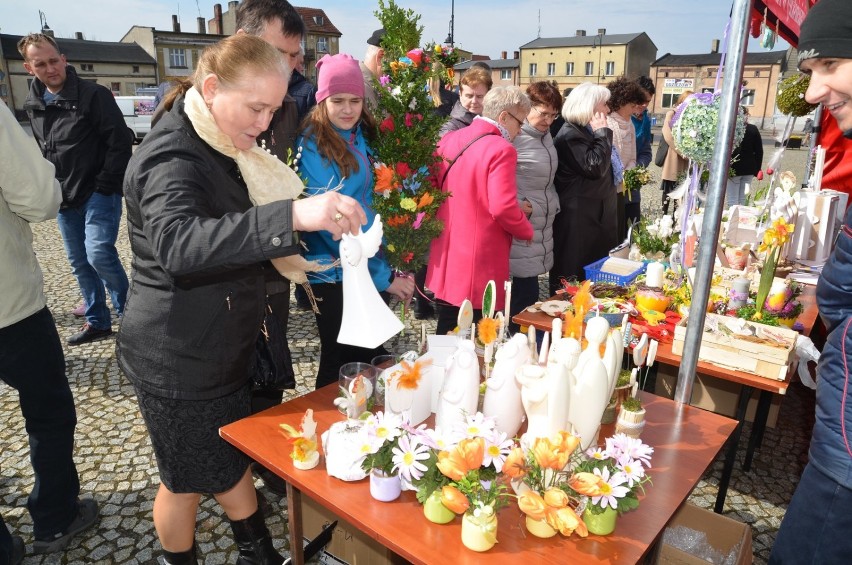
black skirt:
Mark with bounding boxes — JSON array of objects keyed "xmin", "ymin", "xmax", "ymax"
[{"xmin": 134, "ymin": 383, "xmax": 252, "ymax": 494}]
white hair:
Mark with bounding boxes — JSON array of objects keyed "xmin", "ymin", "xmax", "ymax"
[
  {"xmin": 562, "ymin": 82, "xmax": 610, "ymax": 126},
  {"xmin": 482, "ymin": 86, "xmax": 531, "ymax": 121}
]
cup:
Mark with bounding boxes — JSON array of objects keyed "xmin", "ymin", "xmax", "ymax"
[
  {"xmin": 371, "ymin": 354, "xmax": 399, "ymax": 408},
  {"xmin": 338, "ymin": 362, "xmax": 377, "ymax": 418}
]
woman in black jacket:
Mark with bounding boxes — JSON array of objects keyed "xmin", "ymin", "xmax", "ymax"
[
  {"xmin": 726, "ymin": 108, "xmax": 763, "ymax": 207},
  {"xmin": 119, "ymin": 35, "xmax": 365, "ymax": 564},
  {"xmin": 549, "ymin": 82, "xmax": 619, "ymax": 295}
]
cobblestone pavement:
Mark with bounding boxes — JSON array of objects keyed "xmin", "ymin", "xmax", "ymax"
[{"xmin": 1, "ymin": 137, "xmax": 814, "ymax": 563}]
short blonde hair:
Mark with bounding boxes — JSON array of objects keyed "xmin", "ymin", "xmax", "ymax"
[
  {"xmin": 17, "ymin": 33, "xmax": 60, "ymax": 59},
  {"xmin": 562, "ymin": 82, "xmax": 610, "ymax": 126},
  {"xmin": 482, "ymin": 86, "xmax": 531, "ymax": 121}
]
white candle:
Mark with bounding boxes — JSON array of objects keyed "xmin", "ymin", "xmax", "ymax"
[
  {"xmin": 729, "ymin": 277, "xmax": 750, "ymax": 310},
  {"xmin": 645, "ymin": 261, "xmax": 665, "ymax": 288},
  {"xmin": 503, "ymin": 280, "xmax": 512, "ymax": 328}
]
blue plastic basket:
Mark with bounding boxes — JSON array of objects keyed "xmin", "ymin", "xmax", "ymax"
[{"xmin": 583, "ymin": 257, "xmax": 646, "ymax": 286}]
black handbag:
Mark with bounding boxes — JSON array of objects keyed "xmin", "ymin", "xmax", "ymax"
[
  {"xmin": 654, "ymin": 138, "xmax": 669, "ymax": 167},
  {"xmin": 253, "ymin": 302, "xmax": 296, "ymax": 390}
]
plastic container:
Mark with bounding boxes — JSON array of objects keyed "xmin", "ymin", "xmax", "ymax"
[{"xmin": 583, "ymin": 257, "xmax": 646, "ymax": 286}]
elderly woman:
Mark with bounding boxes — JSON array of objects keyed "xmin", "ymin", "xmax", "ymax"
[
  {"xmin": 606, "ymin": 77, "xmax": 647, "ymax": 240},
  {"xmin": 119, "ymin": 35, "xmax": 366, "ymax": 563},
  {"xmin": 549, "ymin": 83, "xmax": 618, "ymax": 295},
  {"xmin": 428, "ymin": 86, "xmax": 534, "ymax": 335},
  {"xmin": 438, "ymin": 66, "xmax": 493, "ymax": 137},
  {"xmin": 508, "ymin": 81, "xmax": 561, "ymax": 332}
]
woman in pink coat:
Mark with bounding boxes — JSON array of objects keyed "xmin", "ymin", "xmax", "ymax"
[{"xmin": 427, "ymin": 86, "xmax": 534, "ymax": 335}]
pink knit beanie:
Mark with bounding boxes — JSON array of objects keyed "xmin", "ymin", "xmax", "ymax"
[{"xmin": 315, "ymin": 53, "xmax": 364, "ymax": 103}]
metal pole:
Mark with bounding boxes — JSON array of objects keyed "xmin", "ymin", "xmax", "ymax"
[{"xmin": 674, "ymin": 0, "xmax": 755, "ymax": 405}]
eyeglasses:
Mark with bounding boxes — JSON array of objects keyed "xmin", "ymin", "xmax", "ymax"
[
  {"xmin": 505, "ymin": 111, "xmax": 525, "ymax": 127},
  {"xmin": 532, "ymin": 106, "xmax": 559, "ymax": 121}
]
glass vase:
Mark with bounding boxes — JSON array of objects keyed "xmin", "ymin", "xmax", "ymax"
[
  {"xmin": 583, "ymin": 506, "xmax": 618, "ymax": 536},
  {"xmin": 461, "ymin": 507, "xmax": 498, "ymax": 552},
  {"xmin": 423, "ymin": 490, "xmax": 455, "ymax": 524},
  {"xmin": 369, "ymin": 470, "xmax": 401, "ymax": 502}
]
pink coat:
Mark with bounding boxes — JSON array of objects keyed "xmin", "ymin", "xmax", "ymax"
[{"xmin": 426, "ymin": 119, "xmax": 533, "ymax": 310}]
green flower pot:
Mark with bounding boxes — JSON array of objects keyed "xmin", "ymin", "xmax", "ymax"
[
  {"xmin": 423, "ymin": 490, "xmax": 455, "ymax": 524},
  {"xmin": 583, "ymin": 506, "xmax": 618, "ymax": 536}
]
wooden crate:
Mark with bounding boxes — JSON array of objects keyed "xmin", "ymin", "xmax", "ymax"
[{"xmin": 672, "ymin": 313, "xmax": 797, "ymax": 381}]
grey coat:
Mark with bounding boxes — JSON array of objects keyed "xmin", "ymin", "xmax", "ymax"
[
  {"xmin": 510, "ymin": 123, "xmax": 559, "ymax": 277},
  {"xmin": 438, "ymin": 100, "xmax": 476, "ymax": 138}
]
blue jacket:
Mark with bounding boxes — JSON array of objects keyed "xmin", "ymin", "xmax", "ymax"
[
  {"xmin": 812, "ymin": 207, "xmax": 852, "ymax": 487},
  {"xmin": 296, "ymin": 124, "xmax": 392, "ymax": 291},
  {"xmin": 629, "ymin": 110, "xmax": 653, "ymax": 205}
]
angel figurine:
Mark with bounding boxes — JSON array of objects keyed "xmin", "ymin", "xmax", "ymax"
[
  {"xmin": 337, "ymin": 215, "xmax": 404, "ymax": 348},
  {"xmin": 280, "ymin": 409, "xmax": 320, "ymax": 470}
]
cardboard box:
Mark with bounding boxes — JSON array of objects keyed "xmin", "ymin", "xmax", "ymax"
[
  {"xmin": 300, "ymin": 496, "xmax": 408, "ymax": 565},
  {"xmin": 658, "ymin": 503, "xmax": 752, "ymax": 565},
  {"xmin": 672, "ymin": 313, "xmax": 797, "ymax": 381},
  {"xmin": 655, "ymin": 363, "xmax": 782, "ymax": 428}
]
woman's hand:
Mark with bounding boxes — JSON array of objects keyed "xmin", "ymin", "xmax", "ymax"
[
  {"xmin": 292, "ymin": 193, "xmax": 367, "ymax": 240},
  {"xmin": 589, "ymin": 111, "xmax": 609, "ymax": 131},
  {"xmin": 520, "ymin": 199, "xmax": 533, "ymax": 217},
  {"xmin": 386, "ymin": 274, "xmax": 415, "ymax": 302}
]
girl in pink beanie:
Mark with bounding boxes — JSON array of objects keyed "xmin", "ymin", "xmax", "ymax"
[{"xmin": 315, "ymin": 53, "xmax": 365, "ymax": 104}]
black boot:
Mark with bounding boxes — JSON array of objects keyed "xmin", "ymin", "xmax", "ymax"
[
  {"xmin": 229, "ymin": 509, "xmax": 284, "ymax": 565},
  {"xmin": 158, "ymin": 542, "xmax": 198, "ymax": 565}
]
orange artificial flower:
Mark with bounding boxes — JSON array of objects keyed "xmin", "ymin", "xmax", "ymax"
[
  {"xmin": 457, "ymin": 437, "xmax": 485, "ymax": 471},
  {"xmin": 532, "ymin": 432, "xmax": 576, "ymax": 471},
  {"xmin": 518, "ymin": 491, "xmax": 548, "ymax": 520},
  {"xmin": 572, "ymin": 280, "xmax": 594, "ymax": 319},
  {"xmin": 374, "ymin": 164, "xmax": 398, "ymax": 193},
  {"xmin": 436, "ymin": 450, "xmax": 466, "ymax": 481},
  {"xmin": 396, "ymin": 359, "xmax": 431, "ymax": 390},
  {"xmin": 546, "ymin": 506, "xmax": 588, "ymax": 538},
  {"xmin": 440, "ymin": 485, "xmax": 470, "ymax": 515},
  {"xmin": 568, "ymin": 472, "xmax": 606, "ymax": 497},
  {"xmin": 502, "ymin": 447, "xmax": 528, "ymax": 479},
  {"xmin": 385, "ymin": 215, "xmax": 408, "ymax": 228},
  {"xmin": 543, "ymin": 487, "xmax": 569, "ymax": 509},
  {"xmin": 417, "ymin": 192, "xmax": 434, "ymax": 209},
  {"xmin": 478, "ymin": 317, "xmax": 500, "ymax": 345},
  {"xmin": 556, "ymin": 431, "xmax": 581, "ymax": 458}
]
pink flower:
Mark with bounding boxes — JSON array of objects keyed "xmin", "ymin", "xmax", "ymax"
[
  {"xmin": 406, "ymin": 48, "xmax": 424, "ymax": 66},
  {"xmin": 413, "ymin": 212, "xmax": 426, "ymax": 229}
]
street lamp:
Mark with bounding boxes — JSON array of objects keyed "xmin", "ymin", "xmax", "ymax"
[
  {"xmin": 596, "ymin": 32, "xmax": 604, "ymax": 84},
  {"xmin": 444, "ymin": 0, "xmax": 455, "ymax": 46}
]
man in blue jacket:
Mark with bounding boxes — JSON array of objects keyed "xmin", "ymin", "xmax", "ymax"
[{"xmin": 19, "ymin": 33, "xmax": 132, "ymax": 346}]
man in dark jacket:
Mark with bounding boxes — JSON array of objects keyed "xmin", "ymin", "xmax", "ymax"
[
  {"xmin": 726, "ymin": 108, "xmax": 763, "ymax": 207},
  {"xmin": 20, "ymin": 33, "xmax": 132, "ymax": 346}
]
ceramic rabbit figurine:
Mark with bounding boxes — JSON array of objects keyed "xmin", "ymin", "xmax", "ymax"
[
  {"xmin": 436, "ymin": 341, "xmax": 480, "ymax": 432},
  {"xmin": 483, "ymin": 334, "xmax": 531, "ymax": 437}
]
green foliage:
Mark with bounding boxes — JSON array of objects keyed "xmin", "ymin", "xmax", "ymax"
[
  {"xmin": 673, "ymin": 93, "xmax": 745, "ymax": 165},
  {"xmin": 374, "ymin": 0, "xmax": 423, "ymax": 62},
  {"xmin": 621, "ymin": 396, "xmax": 642, "ymax": 412},
  {"xmin": 617, "ymin": 370, "xmax": 632, "ymax": 387},
  {"xmin": 777, "ymin": 74, "xmax": 818, "ymax": 117},
  {"xmin": 413, "ymin": 451, "xmax": 450, "ymax": 503},
  {"xmin": 361, "ymin": 438, "xmax": 399, "ymax": 476}
]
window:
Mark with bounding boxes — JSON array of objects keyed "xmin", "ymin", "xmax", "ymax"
[
  {"xmin": 741, "ymin": 89, "xmax": 756, "ymax": 106},
  {"xmin": 313, "ymin": 15, "xmax": 324, "ymax": 25},
  {"xmin": 664, "ymin": 71, "xmax": 670, "ymax": 77},
  {"xmin": 585, "ymin": 62, "xmax": 594, "ymax": 76},
  {"xmin": 316, "ymin": 37, "xmax": 328, "ymax": 53},
  {"xmin": 169, "ymin": 48, "xmax": 187, "ymax": 68},
  {"xmin": 566, "ymin": 62, "xmax": 574, "ymax": 76},
  {"xmin": 754, "ymin": 70, "xmax": 761, "ymax": 77},
  {"xmin": 132, "ymin": 65, "xmax": 140, "ymax": 73},
  {"xmin": 662, "ymin": 93, "xmax": 677, "ymax": 108},
  {"xmin": 110, "ymin": 82, "xmax": 121, "ymax": 93},
  {"xmin": 547, "ymin": 63, "xmax": 556, "ymax": 76},
  {"xmin": 529, "ymin": 63, "xmax": 537, "ymax": 76},
  {"xmin": 500, "ymin": 69, "xmax": 512, "ymax": 80},
  {"xmin": 605, "ymin": 61, "xmax": 615, "ymax": 76},
  {"xmin": 80, "ymin": 63, "xmax": 94, "ymax": 71}
]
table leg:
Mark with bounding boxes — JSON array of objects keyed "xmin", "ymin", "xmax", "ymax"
[
  {"xmin": 286, "ymin": 482, "xmax": 304, "ymax": 565},
  {"xmin": 743, "ymin": 390, "xmax": 772, "ymax": 471},
  {"xmin": 714, "ymin": 385, "xmax": 752, "ymax": 514}
]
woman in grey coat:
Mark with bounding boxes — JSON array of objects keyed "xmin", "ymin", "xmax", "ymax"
[{"xmin": 509, "ymin": 82, "xmax": 562, "ymax": 332}]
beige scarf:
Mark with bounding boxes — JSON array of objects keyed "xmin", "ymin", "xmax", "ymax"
[{"xmin": 184, "ymin": 86, "xmax": 326, "ymax": 289}]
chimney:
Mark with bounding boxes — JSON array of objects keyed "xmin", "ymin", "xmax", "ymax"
[
  {"xmin": 75, "ymin": 31, "xmax": 84, "ymax": 40},
  {"xmin": 597, "ymin": 28, "xmax": 606, "ymax": 36},
  {"xmin": 213, "ymin": 3, "xmax": 224, "ymax": 35},
  {"xmin": 513, "ymin": 51, "xmax": 519, "ymax": 59},
  {"xmin": 197, "ymin": 17, "xmax": 206, "ymax": 34},
  {"xmin": 42, "ymin": 28, "xmax": 55, "ymax": 37},
  {"xmin": 710, "ymin": 39, "xmax": 720, "ymax": 53},
  {"xmin": 501, "ymin": 51, "xmax": 507, "ymax": 59},
  {"xmin": 172, "ymin": 15, "xmax": 181, "ymax": 32},
  {"xmin": 228, "ymin": 0, "xmax": 238, "ymax": 10},
  {"xmin": 576, "ymin": 30, "xmax": 586, "ymax": 37}
]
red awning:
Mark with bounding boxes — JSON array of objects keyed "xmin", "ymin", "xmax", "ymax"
[{"xmin": 751, "ymin": 0, "xmax": 816, "ymax": 47}]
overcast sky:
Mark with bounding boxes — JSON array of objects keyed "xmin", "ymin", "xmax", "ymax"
[{"xmin": 0, "ymin": 0, "xmax": 786, "ymax": 61}]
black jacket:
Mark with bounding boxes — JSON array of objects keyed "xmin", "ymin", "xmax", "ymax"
[
  {"xmin": 117, "ymin": 97, "xmax": 299, "ymax": 400},
  {"xmin": 731, "ymin": 123, "xmax": 763, "ymax": 177},
  {"xmin": 24, "ymin": 66, "xmax": 132, "ymax": 209},
  {"xmin": 553, "ymin": 121, "xmax": 615, "ymax": 200},
  {"xmin": 439, "ymin": 100, "xmax": 476, "ymax": 138},
  {"xmin": 288, "ymin": 70, "xmax": 317, "ymax": 124}
]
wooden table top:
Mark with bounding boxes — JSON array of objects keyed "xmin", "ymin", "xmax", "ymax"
[
  {"xmin": 512, "ymin": 284, "xmax": 818, "ymax": 395},
  {"xmin": 221, "ymin": 386, "xmax": 737, "ymax": 564}
]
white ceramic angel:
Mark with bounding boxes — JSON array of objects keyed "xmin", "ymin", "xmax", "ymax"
[
  {"xmin": 517, "ymin": 364, "xmax": 551, "ymax": 441},
  {"xmin": 435, "ymin": 341, "xmax": 480, "ymax": 432},
  {"xmin": 569, "ymin": 318, "xmax": 613, "ymax": 450},
  {"xmin": 548, "ymin": 338, "xmax": 581, "ymax": 436},
  {"xmin": 483, "ymin": 334, "xmax": 531, "ymax": 437},
  {"xmin": 602, "ymin": 328, "xmax": 624, "ymax": 400},
  {"xmin": 337, "ymin": 215, "xmax": 404, "ymax": 349}
]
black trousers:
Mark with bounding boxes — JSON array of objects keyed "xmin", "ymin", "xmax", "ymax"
[{"xmin": 0, "ymin": 307, "xmax": 80, "ymax": 539}]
